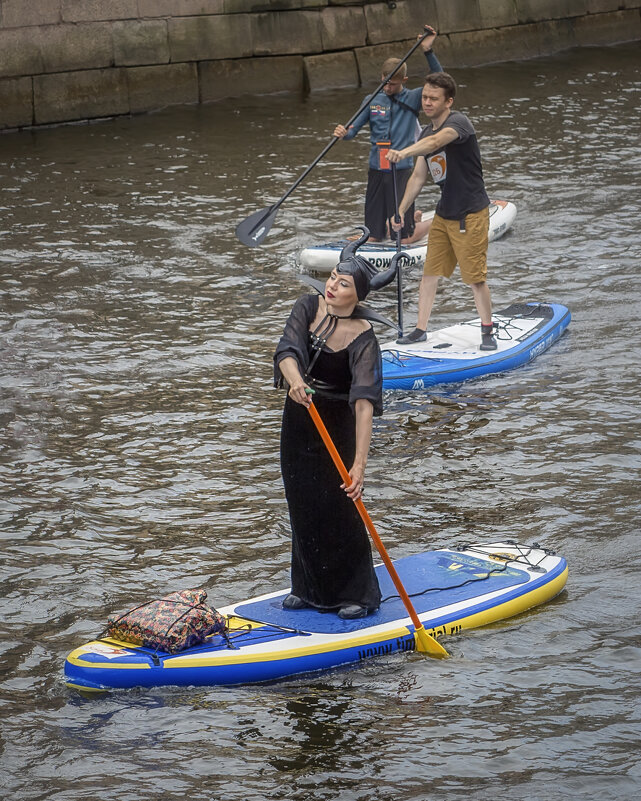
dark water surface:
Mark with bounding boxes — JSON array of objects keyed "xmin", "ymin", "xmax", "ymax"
[{"xmin": 1, "ymin": 44, "xmax": 640, "ymax": 800}]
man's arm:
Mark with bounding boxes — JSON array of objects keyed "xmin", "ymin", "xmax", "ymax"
[
  {"xmin": 420, "ymin": 25, "xmax": 443, "ymax": 73},
  {"xmin": 334, "ymin": 103, "xmax": 370, "ymax": 140},
  {"xmin": 398, "ymin": 157, "xmax": 430, "ymax": 218},
  {"xmin": 387, "ymin": 126, "xmax": 459, "ymax": 163},
  {"xmin": 426, "ymin": 49, "xmax": 443, "ymax": 74}
]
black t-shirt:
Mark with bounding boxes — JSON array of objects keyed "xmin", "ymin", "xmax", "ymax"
[
  {"xmin": 273, "ymin": 294, "xmax": 383, "ymax": 416},
  {"xmin": 419, "ymin": 110, "xmax": 489, "ymax": 220}
]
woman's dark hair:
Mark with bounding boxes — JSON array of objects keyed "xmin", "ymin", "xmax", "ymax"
[{"xmin": 424, "ymin": 71, "xmax": 457, "ymax": 100}]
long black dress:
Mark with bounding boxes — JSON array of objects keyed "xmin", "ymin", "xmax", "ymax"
[{"xmin": 274, "ymin": 294, "xmax": 383, "ymax": 612}]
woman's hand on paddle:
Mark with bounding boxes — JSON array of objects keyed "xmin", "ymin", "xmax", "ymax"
[
  {"xmin": 333, "ymin": 124, "xmax": 348, "ymax": 139},
  {"xmin": 342, "ymin": 464, "xmax": 365, "ymax": 501},
  {"xmin": 278, "ymin": 357, "xmax": 313, "ymax": 407},
  {"xmin": 288, "ymin": 381, "xmax": 312, "ymax": 407}
]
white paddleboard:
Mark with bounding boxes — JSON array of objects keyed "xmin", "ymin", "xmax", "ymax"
[{"xmin": 299, "ymin": 200, "xmax": 517, "ymax": 272}]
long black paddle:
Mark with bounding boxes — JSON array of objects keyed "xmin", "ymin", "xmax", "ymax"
[
  {"xmin": 390, "ymin": 161, "xmax": 405, "ymax": 338},
  {"xmin": 236, "ymin": 26, "xmax": 433, "ymax": 248}
]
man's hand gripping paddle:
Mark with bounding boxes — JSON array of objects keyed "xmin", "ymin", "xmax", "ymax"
[
  {"xmin": 306, "ymin": 395, "xmax": 448, "ymax": 657},
  {"xmin": 236, "ymin": 26, "xmax": 435, "ymax": 248}
]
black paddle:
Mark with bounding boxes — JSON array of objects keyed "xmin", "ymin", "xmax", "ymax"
[
  {"xmin": 390, "ymin": 162, "xmax": 405, "ymax": 338},
  {"xmin": 235, "ymin": 26, "xmax": 434, "ymax": 248}
]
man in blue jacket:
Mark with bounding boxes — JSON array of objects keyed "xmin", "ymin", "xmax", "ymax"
[{"xmin": 333, "ymin": 26, "xmax": 441, "ymax": 242}]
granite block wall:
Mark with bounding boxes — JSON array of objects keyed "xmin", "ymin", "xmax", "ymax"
[{"xmin": 1, "ymin": 0, "xmax": 640, "ymax": 129}]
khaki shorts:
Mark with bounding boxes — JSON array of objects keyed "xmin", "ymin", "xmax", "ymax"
[{"xmin": 423, "ymin": 207, "xmax": 489, "ymax": 285}]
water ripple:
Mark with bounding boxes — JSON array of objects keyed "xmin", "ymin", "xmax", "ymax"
[{"xmin": 0, "ymin": 43, "xmax": 640, "ymax": 801}]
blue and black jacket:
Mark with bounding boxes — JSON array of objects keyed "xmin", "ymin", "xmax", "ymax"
[{"xmin": 342, "ymin": 50, "xmax": 443, "ymax": 171}]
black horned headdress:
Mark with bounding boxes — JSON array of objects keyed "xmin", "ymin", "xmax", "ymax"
[
  {"xmin": 301, "ymin": 226, "xmax": 408, "ymax": 329},
  {"xmin": 335, "ymin": 226, "xmax": 399, "ymax": 300}
]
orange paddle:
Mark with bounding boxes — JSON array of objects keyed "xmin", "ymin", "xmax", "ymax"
[{"xmin": 307, "ymin": 399, "xmax": 448, "ymax": 658}]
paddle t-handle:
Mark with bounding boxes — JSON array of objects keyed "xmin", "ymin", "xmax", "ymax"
[
  {"xmin": 306, "ymin": 399, "xmax": 448, "ymax": 658},
  {"xmin": 236, "ymin": 26, "xmax": 434, "ymax": 248}
]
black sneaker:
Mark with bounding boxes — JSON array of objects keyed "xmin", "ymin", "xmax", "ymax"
[
  {"xmin": 480, "ymin": 323, "xmax": 497, "ymax": 351},
  {"xmin": 396, "ymin": 327, "xmax": 427, "ymax": 344},
  {"xmin": 337, "ymin": 604, "xmax": 368, "ymax": 619},
  {"xmin": 282, "ymin": 594, "xmax": 307, "ymax": 610}
]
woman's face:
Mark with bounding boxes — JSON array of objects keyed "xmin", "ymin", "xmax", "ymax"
[{"xmin": 325, "ymin": 269, "xmax": 359, "ymax": 308}]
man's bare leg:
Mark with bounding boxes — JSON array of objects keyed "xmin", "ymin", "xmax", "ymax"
[
  {"xmin": 396, "ymin": 274, "xmax": 440, "ymax": 343},
  {"xmin": 470, "ymin": 281, "xmax": 497, "ymax": 350}
]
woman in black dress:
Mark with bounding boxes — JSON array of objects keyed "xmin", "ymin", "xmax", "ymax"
[{"xmin": 274, "ymin": 229, "xmax": 399, "ymax": 619}]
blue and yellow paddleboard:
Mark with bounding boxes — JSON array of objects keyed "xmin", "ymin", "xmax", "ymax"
[{"xmin": 65, "ymin": 541, "xmax": 568, "ymax": 692}]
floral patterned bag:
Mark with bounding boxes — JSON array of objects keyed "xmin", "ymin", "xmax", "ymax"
[{"xmin": 105, "ymin": 589, "xmax": 226, "ymax": 653}]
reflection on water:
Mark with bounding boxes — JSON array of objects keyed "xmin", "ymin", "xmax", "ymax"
[{"xmin": 1, "ymin": 43, "xmax": 640, "ymax": 801}]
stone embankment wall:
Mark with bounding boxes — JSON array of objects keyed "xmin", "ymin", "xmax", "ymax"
[{"xmin": 1, "ymin": 0, "xmax": 640, "ymax": 131}]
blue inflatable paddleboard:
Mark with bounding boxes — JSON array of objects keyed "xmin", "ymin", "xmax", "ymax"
[
  {"xmin": 382, "ymin": 302, "xmax": 570, "ymax": 391},
  {"xmin": 64, "ymin": 541, "xmax": 567, "ymax": 692}
]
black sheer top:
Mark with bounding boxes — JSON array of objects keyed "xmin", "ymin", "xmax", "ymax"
[{"xmin": 274, "ymin": 294, "xmax": 383, "ymax": 416}]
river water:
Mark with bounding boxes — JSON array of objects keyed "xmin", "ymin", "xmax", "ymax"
[{"xmin": 1, "ymin": 42, "xmax": 640, "ymax": 800}]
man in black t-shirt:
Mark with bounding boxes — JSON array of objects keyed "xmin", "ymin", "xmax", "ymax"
[{"xmin": 388, "ymin": 72, "xmax": 497, "ymax": 350}]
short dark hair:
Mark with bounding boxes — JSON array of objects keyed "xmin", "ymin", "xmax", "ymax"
[{"xmin": 424, "ymin": 71, "xmax": 457, "ymax": 100}]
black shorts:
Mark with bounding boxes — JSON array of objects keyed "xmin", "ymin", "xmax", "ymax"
[{"xmin": 364, "ymin": 168, "xmax": 416, "ymax": 241}]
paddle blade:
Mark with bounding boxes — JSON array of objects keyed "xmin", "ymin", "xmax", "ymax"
[
  {"xmin": 235, "ymin": 205, "xmax": 278, "ymax": 247},
  {"xmin": 415, "ymin": 625, "xmax": 449, "ymax": 658}
]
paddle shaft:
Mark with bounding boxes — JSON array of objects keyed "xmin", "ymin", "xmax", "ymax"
[
  {"xmin": 391, "ymin": 162, "xmax": 404, "ymax": 338},
  {"xmin": 237, "ymin": 28, "xmax": 432, "ymax": 245},
  {"xmin": 306, "ymin": 400, "xmax": 439, "ymax": 647}
]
